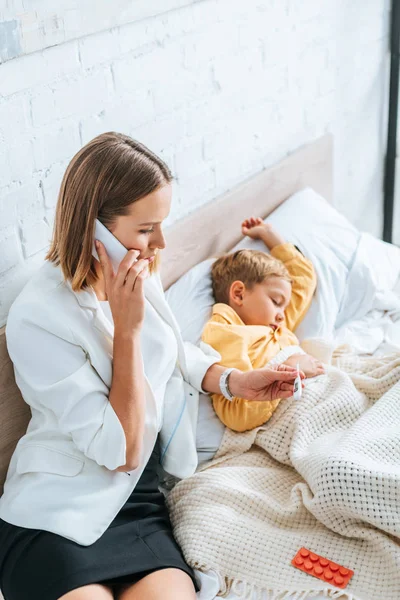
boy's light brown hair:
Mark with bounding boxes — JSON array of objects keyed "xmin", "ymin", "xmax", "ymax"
[{"xmin": 211, "ymin": 249, "xmax": 291, "ymax": 305}]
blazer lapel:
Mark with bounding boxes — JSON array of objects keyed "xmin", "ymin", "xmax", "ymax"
[
  {"xmin": 67, "ymin": 274, "xmax": 188, "ymax": 379},
  {"xmin": 66, "ymin": 282, "xmax": 114, "ymax": 342},
  {"xmin": 143, "ymin": 275, "xmax": 189, "ymax": 380}
]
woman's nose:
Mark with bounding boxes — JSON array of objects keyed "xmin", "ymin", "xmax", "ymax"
[
  {"xmin": 276, "ymin": 312, "xmax": 284, "ymax": 323},
  {"xmin": 151, "ymin": 230, "xmax": 166, "ymax": 250}
]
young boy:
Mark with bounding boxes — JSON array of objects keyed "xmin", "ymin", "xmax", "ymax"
[{"xmin": 201, "ymin": 217, "xmax": 323, "ymax": 433}]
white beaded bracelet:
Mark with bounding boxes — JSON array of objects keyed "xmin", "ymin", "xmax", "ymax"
[{"xmin": 219, "ymin": 368, "xmax": 237, "ymax": 401}]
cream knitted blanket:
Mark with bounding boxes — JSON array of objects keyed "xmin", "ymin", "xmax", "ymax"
[{"xmin": 167, "ymin": 350, "xmax": 400, "ymax": 600}]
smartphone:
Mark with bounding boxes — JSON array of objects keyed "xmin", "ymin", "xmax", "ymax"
[{"xmin": 92, "ymin": 218, "xmax": 135, "ymax": 273}]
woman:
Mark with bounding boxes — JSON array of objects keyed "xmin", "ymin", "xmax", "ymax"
[{"xmin": 0, "ymin": 132, "xmax": 300, "ymax": 600}]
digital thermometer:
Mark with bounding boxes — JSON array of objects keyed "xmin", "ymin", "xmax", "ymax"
[{"xmin": 293, "ymin": 362, "xmax": 302, "ymax": 400}]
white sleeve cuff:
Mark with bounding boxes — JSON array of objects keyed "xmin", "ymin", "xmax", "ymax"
[
  {"xmin": 183, "ymin": 341, "xmax": 221, "ymax": 393},
  {"xmin": 86, "ymin": 401, "xmax": 127, "ymax": 471}
]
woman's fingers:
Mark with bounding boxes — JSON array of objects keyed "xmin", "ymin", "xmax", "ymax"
[
  {"xmin": 125, "ymin": 258, "xmax": 149, "ymax": 291},
  {"xmin": 115, "ymin": 249, "xmax": 141, "ymax": 288},
  {"xmin": 279, "ymin": 389, "xmax": 296, "ymax": 399},
  {"xmin": 279, "ymin": 382, "xmax": 295, "ymax": 391},
  {"xmin": 95, "ymin": 241, "xmax": 113, "ymax": 285}
]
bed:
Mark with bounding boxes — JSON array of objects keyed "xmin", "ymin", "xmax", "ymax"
[{"xmin": 1, "ymin": 133, "xmax": 400, "ymax": 600}]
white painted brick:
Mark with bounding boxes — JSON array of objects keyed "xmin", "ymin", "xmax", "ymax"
[
  {"xmin": 79, "ymin": 29, "xmax": 120, "ymax": 69},
  {"xmin": 40, "ymin": 161, "xmax": 68, "ymax": 209},
  {"xmin": 190, "ymin": 1, "xmax": 223, "ymax": 27},
  {"xmin": 80, "ymin": 88, "xmax": 155, "ymax": 144},
  {"xmin": 177, "ymin": 166, "xmax": 216, "ymax": 209},
  {"xmin": 21, "ymin": 219, "xmax": 51, "ymax": 258},
  {"xmin": 30, "ymin": 88, "xmax": 56, "ymax": 128},
  {"xmin": 183, "ymin": 23, "xmax": 239, "ymax": 70},
  {"xmin": 203, "ymin": 123, "xmax": 255, "ymax": 164},
  {"xmin": 1, "ymin": 41, "xmax": 80, "ymax": 97},
  {"xmin": 0, "ymin": 230, "xmax": 21, "ymax": 274},
  {"xmin": 238, "ymin": 16, "xmax": 271, "ymax": 51},
  {"xmin": 288, "ymin": 0, "xmax": 334, "ymax": 23},
  {"xmin": 52, "ymin": 69, "xmax": 114, "ymax": 119},
  {"xmin": 0, "ymin": 141, "xmax": 8, "ymax": 185},
  {"xmin": 163, "ymin": 179, "xmax": 182, "ymax": 227},
  {"xmin": 2, "ymin": 182, "xmax": 43, "ymax": 229},
  {"xmin": 0, "ymin": 186, "xmax": 17, "ymax": 231},
  {"xmin": 32, "ymin": 124, "xmax": 80, "ymax": 172},
  {"xmin": 15, "ymin": 181, "xmax": 44, "ymax": 223},
  {"xmin": 0, "ymin": 95, "xmax": 31, "ymax": 141},
  {"xmin": 149, "ymin": 7, "xmax": 196, "ymax": 43},
  {"xmin": 21, "ymin": 11, "xmax": 66, "ymax": 56},
  {"xmin": 116, "ymin": 20, "xmax": 157, "ymax": 56},
  {"xmin": 112, "ymin": 44, "xmax": 182, "ymax": 93},
  {"xmin": 174, "ymin": 139, "xmax": 205, "ymax": 177},
  {"xmin": 157, "ymin": 146, "xmax": 175, "ymax": 175},
  {"xmin": 153, "ymin": 67, "xmax": 214, "ymax": 115},
  {"xmin": 133, "ymin": 112, "xmax": 186, "ymax": 154},
  {"xmin": 6, "ymin": 139, "xmax": 35, "ymax": 185},
  {"xmin": 80, "ymin": 110, "xmax": 124, "ymax": 146},
  {"xmin": 213, "ymin": 48, "xmax": 264, "ymax": 96},
  {"xmin": 183, "ymin": 94, "xmax": 243, "ymax": 139}
]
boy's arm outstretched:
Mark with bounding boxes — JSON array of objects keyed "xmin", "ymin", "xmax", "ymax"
[{"xmin": 242, "ymin": 218, "xmax": 317, "ymax": 331}]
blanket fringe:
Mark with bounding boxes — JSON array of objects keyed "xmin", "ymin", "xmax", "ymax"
[{"xmin": 214, "ymin": 574, "xmax": 362, "ymax": 600}]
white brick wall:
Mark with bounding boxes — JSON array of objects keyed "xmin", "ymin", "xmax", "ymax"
[{"xmin": 0, "ymin": 0, "xmax": 390, "ymax": 326}]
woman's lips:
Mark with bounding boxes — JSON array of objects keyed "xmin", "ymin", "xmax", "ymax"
[{"xmin": 270, "ymin": 324, "xmax": 278, "ymax": 331}]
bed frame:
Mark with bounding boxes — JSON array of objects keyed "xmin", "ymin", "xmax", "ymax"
[{"xmin": 0, "ymin": 133, "xmax": 333, "ymax": 496}]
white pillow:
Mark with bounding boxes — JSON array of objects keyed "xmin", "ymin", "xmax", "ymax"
[
  {"xmin": 165, "ymin": 258, "xmax": 215, "ymax": 346},
  {"xmin": 231, "ymin": 188, "xmax": 361, "ymax": 339},
  {"xmin": 165, "ymin": 187, "xmax": 400, "ymax": 343}
]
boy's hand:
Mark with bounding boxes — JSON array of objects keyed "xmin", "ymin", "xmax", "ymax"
[
  {"xmin": 241, "ymin": 217, "xmax": 286, "ymax": 250},
  {"xmin": 285, "ymin": 354, "xmax": 325, "ymax": 378}
]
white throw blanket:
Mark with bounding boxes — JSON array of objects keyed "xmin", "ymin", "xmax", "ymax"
[{"xmin": 167, "ymin": 350, "xmax": 400, "ymax": 600}]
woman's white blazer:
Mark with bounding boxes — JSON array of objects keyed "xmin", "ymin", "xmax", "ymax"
[{"xmin": 0, "ymin": 261, "xmax": 220, "ymax": 546}]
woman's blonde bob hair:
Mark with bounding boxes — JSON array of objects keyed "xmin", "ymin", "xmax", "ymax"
[{"xmin": 46, "ymin": 131, "xmax": 172, "ymax": 291}]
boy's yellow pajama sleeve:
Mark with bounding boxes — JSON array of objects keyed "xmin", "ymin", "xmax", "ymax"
[
  {"xmin": 201, "ymin": 323, "xmax": 280, "ymax": 432},
  {"xmin": 270, "ymin": 243, "xmax": 317, "ymax": 331}
]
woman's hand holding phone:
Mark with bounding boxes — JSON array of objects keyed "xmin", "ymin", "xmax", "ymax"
[{"xmin": 95, "ymin": 240, "xmax": 149, "ymax": 336}]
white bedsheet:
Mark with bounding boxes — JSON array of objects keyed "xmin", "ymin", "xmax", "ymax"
[{"xmin": 334, "ymin": 289, "xmax": 400, "ymax": 356}]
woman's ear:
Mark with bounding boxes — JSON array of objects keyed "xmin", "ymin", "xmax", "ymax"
[{"xmin": 229, "ymin": 280, "xmax": 245, "ymax": 306}]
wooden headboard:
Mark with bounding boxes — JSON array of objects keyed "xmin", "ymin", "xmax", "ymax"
[{"xmin": 0, "ymin": 133, "xmax": 333, "ymax": 495}]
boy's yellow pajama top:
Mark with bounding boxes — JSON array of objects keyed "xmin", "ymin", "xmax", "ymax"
[{"xmin": 201, "ymin": 243, "xmax": 317, "ymax": 432}]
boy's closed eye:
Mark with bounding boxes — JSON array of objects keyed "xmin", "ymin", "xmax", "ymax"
[{"xmin": 271, "ymin": 295, "xmax": 286, "ymax": 308}]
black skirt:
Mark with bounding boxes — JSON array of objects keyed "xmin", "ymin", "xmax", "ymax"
[{"xmin": 0, "ymin": 440, "xmax": 196, "ymax": 600}]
